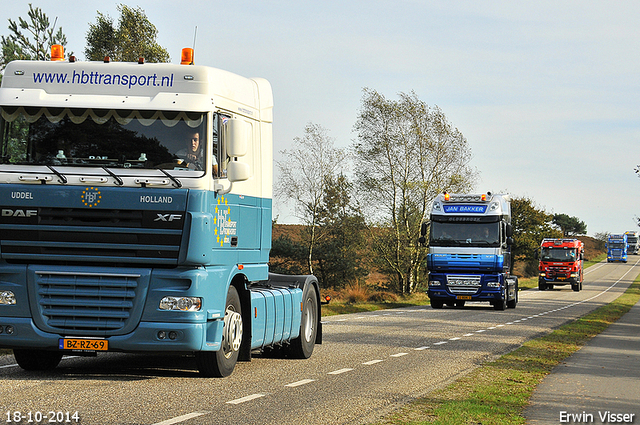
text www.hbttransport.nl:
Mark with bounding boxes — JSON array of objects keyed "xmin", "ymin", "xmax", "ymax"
[{"xmin": 33, "ymin": 70, "xmax": 174, "ymax": 89}]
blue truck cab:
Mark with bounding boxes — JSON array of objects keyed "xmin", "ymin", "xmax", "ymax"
[
  {"xmin": 423, "ymin": 192, "xmax": 518, "ymax": 310},
  {"xmin": 607, "ymin": 234, "xmax": 628, "ymax": 262},
  {"xmin": 0, "ymin": 46, "xmax": 321, "ymax": 377}
]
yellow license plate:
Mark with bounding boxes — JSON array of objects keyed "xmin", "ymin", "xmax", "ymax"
[
  {"xmin": 456, "ymin": 295, "xmax": 472, "ymax": 300},
  {"xmin": 59, "ymin": 338, "xmax": 108, "ymax": 351}
]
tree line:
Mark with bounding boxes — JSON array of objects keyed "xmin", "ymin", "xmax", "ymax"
[{"xmin": 1, "ymin": 4, "xmax": 589, "ymax": 295}]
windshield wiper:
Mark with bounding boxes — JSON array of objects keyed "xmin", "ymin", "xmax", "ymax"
[
  {"xmin": 157, "ymin": 168, "xmax": 182, "ymax": 188},
  {"xmin": 47, "ymin": 165, "xmax": 67, "ymax": 184},
  {"xmin": 102, "ymin": 166, "xmax": 124, "ymax": 186}
]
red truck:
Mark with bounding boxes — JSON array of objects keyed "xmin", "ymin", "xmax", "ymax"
[{"xmin": 536, "ymin": 238, "xmax": 584, "ymax": 291}]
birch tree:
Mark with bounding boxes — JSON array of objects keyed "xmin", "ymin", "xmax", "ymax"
[
  {"xmin": 275, "ymin": 123, "xmax": 347, "ymax": 275},
  {"xmin": 352, "ymin": 88, "xmax": 477, "ymax": 294}
]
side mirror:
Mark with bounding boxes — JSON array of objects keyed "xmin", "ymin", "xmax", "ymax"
[
  {"xmin": 225, "ymin": 118, "xmax": 249, "ymax": 157},
  {"xmin": 505, "ymin": 223, "xmax": 513, "ymax": 238},
  {"xmin": 227, "ymin": 160, "xmax": 250, "ymax": 182},
  {"xmin": 419, "ymin": 222, "xmax": 429, "ymax": 246},
  {"xmin": 506, "ymin": 237, "xmax": 513, "ymax": 246},
  {"xmin": 534, "ymin": 248, "xmax": 539, "ymax": 259}
]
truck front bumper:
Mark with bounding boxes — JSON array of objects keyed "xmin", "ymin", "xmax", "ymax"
[
  {"xmin": 0, "ymin": 317, "xmax": 223, "ymax": 353},
  {"xmin": 427, "ymin": 288, "xmax": 503, "ymax": 303},
  {"xmin": 538, "ymin": 277, "xmax": 578, "ymax": 286}
]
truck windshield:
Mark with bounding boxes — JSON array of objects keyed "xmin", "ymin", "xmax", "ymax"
[
  {"xmin": 0, "ymin": 106, "xmax": 207, "ymax": 172},
  {"xmin": 540, "ymin": 248, "xmax": 577, "ymax": 262},
  {"xmin": 429, "ymin": 221, "xmax": 500, "ymax": 247},
  {"xmin": 609, "ymin": 242, "xmax": 625, "ymax": 249}
]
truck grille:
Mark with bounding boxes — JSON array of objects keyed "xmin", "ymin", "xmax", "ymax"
[
  {"xmin": 34, "ymin": 270, "xmax": 144, "ymax": 335},
  {"xmin": 447, "ymin": 275, "xmax": 481, "ymax": 295},
  {"xmin": 0, "ymin": 207, "xmax": 183, "ymax": 266}
]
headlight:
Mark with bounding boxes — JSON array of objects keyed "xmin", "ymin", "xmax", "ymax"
[
  {"xmin": 570, "ymin": 273, "xmax": 578, "ymax": 278},
  {"xmin": 539, "ymin": 273, "xmax": 546, "ymax": 277},
  {"xmin": 428, "ymin": 280, "xmax": 441, "ymax": 287},
  {"xmin": 159, "ymin": 296, "xmax": 202, "ymax": 311},
  {"xmin": 486, "ymin": 282, "xmax": 500, "ymax": 288},
  {"xmin": 0, "ymin": 291, "xmax": 16, "ymax": 305}
]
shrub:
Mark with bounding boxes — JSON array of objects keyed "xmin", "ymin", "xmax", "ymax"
[
  {"xmin": 367, "ymin": 291, "xmax": 399, "ymax": 303},
  {"xmin": 342, "ymin": 283, "xmax": 369, "ymax": 304}
]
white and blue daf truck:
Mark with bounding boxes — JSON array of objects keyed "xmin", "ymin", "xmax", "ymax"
[
  {"xmin": 421, "ymin": 192, "xmax": 518, "ymax": 310},
  {"xmin": 0, "ymin": 46, "xmax": 321, "ymax": 377}
]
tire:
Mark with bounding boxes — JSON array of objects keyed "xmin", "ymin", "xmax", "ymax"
[
  {"xmin": 430, "ymin": 299, "xmax": 443, "ymax": 309},
  {"xmin": 196, "ymin": 285, "xmax": 243, "ymax": 377},
  {"xmin": 287, "ymin": 283, "xmax": 319, "ymax": 359},
  {"xmin": 13, "ymin": 349, "xmax": 62, "ymax": 371},
  {"xmin": 494, "ymin": 290, "xmax": 506, "ymax": 311},
  {"xmin": 507, "ymin": 280, "xmax": 518, "ymax": 309}
]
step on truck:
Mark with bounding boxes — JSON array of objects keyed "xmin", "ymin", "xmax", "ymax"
[
  {"xmin": 421, "ymin": 192, "xmax": 518, "ymax": 310},
  {"xmin": 0, "ymin": 46, "xmax": 322, "ymax": 377},
  {"xmin": 535, "ymin": 238, "xmax": 584, "ymax": 291},
  {"xmin": 607, "ymin": 234, "xmax": 628, "ymax": 263}
]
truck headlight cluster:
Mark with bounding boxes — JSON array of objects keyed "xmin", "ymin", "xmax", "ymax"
[
  {"xmin": 486, "ymin": 282, "xmax": 500, "ymax": 288},
  {"xmin": 159, "ymin": 296, "xmax": 202, "ymax": 311},
  {"xmin": 0, "ymin": 291, "xmax": 16, "ymax": 305},
  {"xmin": 428, "ymin": 280, "xmax": 442, "ymax": 287},
  {"xmin": 539, "ymin": 273, "xmax": 546, "ymax": 277}
]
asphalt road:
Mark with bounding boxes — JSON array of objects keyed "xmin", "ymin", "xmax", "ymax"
[{"xmin": 1, "ymin": 259, "xmax": 638, "ymax": 425}]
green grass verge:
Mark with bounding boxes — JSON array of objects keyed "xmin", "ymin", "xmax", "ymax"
[{"xmin": 372, "ymin": 274, "xmax": 640, "ymax": 425}]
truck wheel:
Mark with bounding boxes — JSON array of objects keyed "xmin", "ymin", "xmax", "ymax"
[
  {"xmin": 13, "ymin": 349, "xmax": 62, "ymax": 371},
  {"xmin": 507, "ymin": 280, "xmax": 518, "ymax": 309},
  {"xmin": 287, "ymin": 283, "xmax": 319, "ymax": 359},
  {"xmin": 430, "ymin": 299, "xmax": 443, "ymax": 309},
  {"xmin": 196, "ymin": 285, "xmax": 243, "ymax": 377},
  {"xmin": 494, "ymin": 291, "xmax": 506, "ymax": 310}
]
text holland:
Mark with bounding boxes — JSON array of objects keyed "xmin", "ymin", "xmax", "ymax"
[{"xmin": 140, "ymin": 195, "xmax": 173, "ymax": 204}]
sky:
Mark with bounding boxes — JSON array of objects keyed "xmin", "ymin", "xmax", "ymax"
[{"xmin": 2, "ymin": 0, "xmax": 640, "ymax": 236}]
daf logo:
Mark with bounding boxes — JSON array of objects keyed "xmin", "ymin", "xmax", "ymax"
[
  {"xmin": 154, "ymin": 213, "xmax": 182, "ymax": 222},
  {"xmin": 2, "ymin": 209, "xmax": 38, "ymax": 218}
]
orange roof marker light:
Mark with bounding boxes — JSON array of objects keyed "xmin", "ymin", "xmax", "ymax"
[
  {"xmin": 181, "ymin": 48, "xmax": 194, "ymax": 65},
  {"xmin": 51, "ymin": 44, "xmax": 64, "ymax": 61}
]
